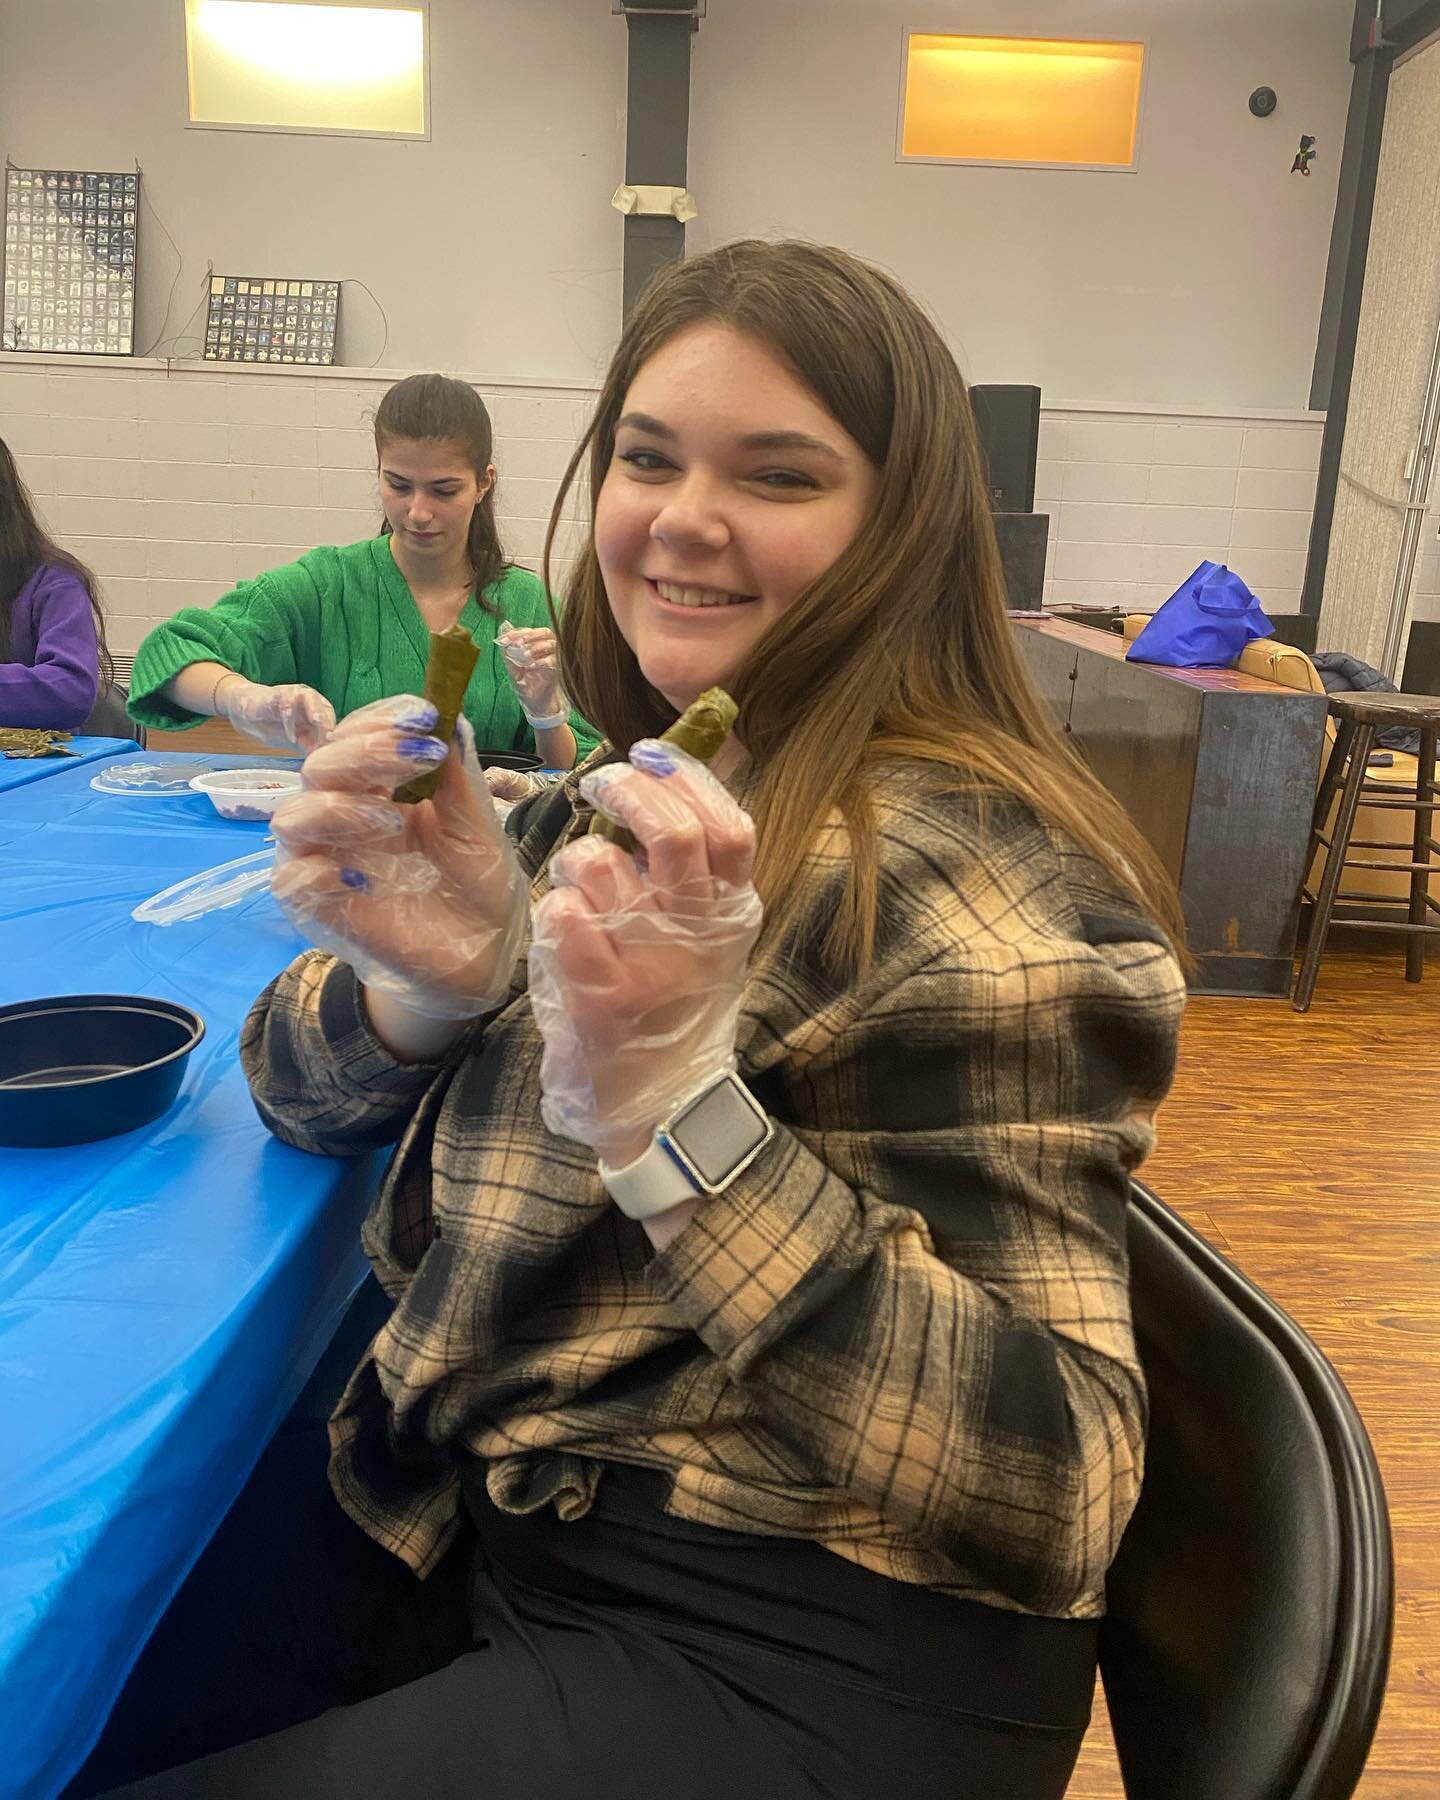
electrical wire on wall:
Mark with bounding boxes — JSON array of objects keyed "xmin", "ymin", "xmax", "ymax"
[
  {"xmin": 146, "ymin": 264, "xmax": 216, "ymax": 363},
  {"xmin": 130, "ymin": 174, "xmax": 219, "ymax": 366},
  {"xmin": 341, "ymin": 277, "xmax": 390, "ymax": 367},
  {"xmin": 135, "ymin": 169, "xmax": 190, "ymax": 357}
]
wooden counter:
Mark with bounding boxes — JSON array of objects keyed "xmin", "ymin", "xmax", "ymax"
[{"xmin": 1012, "ymin": 616, "xmax": 1328, "ymax": 997}]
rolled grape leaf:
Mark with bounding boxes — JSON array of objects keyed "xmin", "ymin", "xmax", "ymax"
[
  {"xmin": 393, "ymin": 624, "xmax": 481, "ymax": 804},
  {"xmin": 589, "ymin": 686, "xmax": 738, "ymax": 853}
]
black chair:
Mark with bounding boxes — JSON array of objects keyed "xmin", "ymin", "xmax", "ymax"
[
  {"xmin": 1400, "ymin": 619, "xmax": 1440, "ymax": 697},
  {"xmin": 1099, "ymin": 1181, "xmax": 1392, "ymax": 1799},
  {"xmin": 1263, "ymin": 612, "xmax": 1320, "ymax": 655},
  {"xmin": 81, "ymin": 679, "xmax": 144, "ymax": 746}
]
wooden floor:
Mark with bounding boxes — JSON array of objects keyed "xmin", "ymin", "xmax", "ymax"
[
  {"xmin": 145, "ymin": 724, "xmax": 1436, "ymax": 1791},
  {"xmin": 1066, "ymin": 937, "xmax": 1439, "ymax": 1799}
]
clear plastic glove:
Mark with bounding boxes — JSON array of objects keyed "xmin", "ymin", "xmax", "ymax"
[
  {"xmin": 497, "ymin": 620, "xmax": 567, "ymax": 728},
  {"xmin": 217, "ymin": 675, "xmax": 336, "ymax": 753},
  {"xmin": 484, "ymin": 764, "xmax": 544, "ymax": 805},
  {"xmin": 269, "ymin": 695, "xmax": 528, "ymax": 1020},
  {"xmin": 528, "ymin": 739, "xmax": 762, "ymax": 1167}
]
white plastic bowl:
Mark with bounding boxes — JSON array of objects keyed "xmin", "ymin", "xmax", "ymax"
[{"xmin": 189, "ymin": 767, "xmax": 303, "ymax": 822}]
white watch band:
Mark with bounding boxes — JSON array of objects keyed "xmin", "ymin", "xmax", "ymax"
[
  {"xmin": 524, "ymin": 709, "xmax": 569, "ymax": 731},
  {"xmin": 600, "ymin": 1138, "xmax": 701, "ymax": 1219}
]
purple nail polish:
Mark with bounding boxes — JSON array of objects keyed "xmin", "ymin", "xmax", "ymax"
[
  {"xmin": 579, "ymin": 766, "xmax": 623, "ymax": 813},
  {"xmin": 631, "ymin": 739, "xmax": 677, "ymax": 778},
  {"xmin": 397, "ymin": 707, "xmax": 437, "ymax": 732},
  {"xmin": 339, "ymin": 867, "xmax": 369, "ymax": 890},
  {"xmin": 397, "ymin": 735, "xmax": 446, "ymax": 761}
]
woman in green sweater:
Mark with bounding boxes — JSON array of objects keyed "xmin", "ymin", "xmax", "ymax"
[{"xmin": 127, "ymin": 375, "xmax": 599, "ymax": 768}]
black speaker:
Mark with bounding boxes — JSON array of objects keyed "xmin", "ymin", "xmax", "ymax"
[
  {"xmin": 970, "ymin": 384, "xmax": 1040, "ymax": 513},
  {"xmin": 1401, "ymin": 620, "xmax": 1440, "ymax": 695},
  {"xmin": 1266, "ymin": 612, "xmax": 1319, "ymax": 655},
  {"xmin": 992, "ymin": 512, "xmax": 1049, "ymax": 608}
]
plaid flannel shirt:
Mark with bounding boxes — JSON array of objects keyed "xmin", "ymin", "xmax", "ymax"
[{"xmin": 240, "ymin": 757, "xmax": 1185, "ymax": 1620}]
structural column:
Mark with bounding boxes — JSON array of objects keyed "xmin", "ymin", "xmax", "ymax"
[{"xmin": 619, "ymin": 5, "xmax": 698, "ymax": 316}]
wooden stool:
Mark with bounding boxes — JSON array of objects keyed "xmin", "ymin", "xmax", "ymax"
[{"xmin": 1293, "ymin": 692, "xmax": 1440, "ymax": 1010}]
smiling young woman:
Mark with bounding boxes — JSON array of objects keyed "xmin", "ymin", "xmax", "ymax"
[
  {"xmin": 554, "ymin": 241, "xmax": 1187, "ymax": 971},
  {"xmin": 78, "ymin": 245, "xmax": 1186, "ymax": 1800},
  {"xmin": 591, "ymin": 323, "xmax": 879, "ymax": 723}
]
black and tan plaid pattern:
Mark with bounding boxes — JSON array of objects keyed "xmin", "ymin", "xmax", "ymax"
[{"xmin": 241, "ymin": 759, "xmax": 1185, "ymax": 1620}]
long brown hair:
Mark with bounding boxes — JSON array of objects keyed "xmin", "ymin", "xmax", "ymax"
[
  {"xmin": 0, "ymin": 433, "xmax": 114, "ymax": 693},
  {"xmin": 373, "ymin": 374, "xmax": 509, "ymax": 616},
  {"xmin": 550, "ymin": 240, "xmax": 1187, "ymax": 972}
]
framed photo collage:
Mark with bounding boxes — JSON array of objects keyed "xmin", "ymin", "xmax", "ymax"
[{"xmin": 2, "ymin": 165, "xmax": 137, "ymax": 355}]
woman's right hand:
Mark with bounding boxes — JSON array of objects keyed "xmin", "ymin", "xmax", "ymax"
[
  {"xmin": 269, "ymin": 696, "xmax": 528, "ymax": 1021},
  {"xmin": 496, "ymin": 622, "xmax": 565, "ymax": 726},
  {"xmin": 216, "ymin": 675, "xmax": 336, "ymax": 753}
]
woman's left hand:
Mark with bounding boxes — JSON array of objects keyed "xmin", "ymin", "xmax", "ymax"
[
  {"xmin": 484, "ymin": 763, "xmax": 542, "ymax": 804},
  {"xmin": 528, "ymin": 740, "xmax": 763, "ymax": 1169},
  {"xmin": 497, "ymin": 623, "xmax": 564, "ymax": 724}
]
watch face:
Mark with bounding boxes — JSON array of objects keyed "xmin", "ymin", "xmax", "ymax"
[{"xmin": 670, "ymin": 1078, "xmax": 771, "ymax": 1189}]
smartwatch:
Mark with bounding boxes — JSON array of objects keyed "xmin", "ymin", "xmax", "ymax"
[{"xmin": 599, "ymin": 1069, "xmax": 775, "ymax": 1220}]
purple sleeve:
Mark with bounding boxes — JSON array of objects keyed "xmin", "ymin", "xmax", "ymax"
[{"xmin": 0, "ymin": 566, "xmax": 102, "ymax": 728}]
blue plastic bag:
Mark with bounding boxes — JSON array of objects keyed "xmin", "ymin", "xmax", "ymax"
[{"xmin": 1126, "ymin": 561, "xmax": 1273, "ymax": 669}]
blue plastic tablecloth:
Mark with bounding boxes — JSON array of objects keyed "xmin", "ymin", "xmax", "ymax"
[
  {"xmin": 0, "ymin": 734, "xmax": 139, "ymax": 792},
  {"xmin": 0, "ymin": 754, "xmax": 373, "ymax": 1799}
]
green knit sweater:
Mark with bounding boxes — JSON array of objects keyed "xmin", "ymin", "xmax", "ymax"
[{"xmin": 127, "ymin": 536, "xmax": 601, "ymax": 760}]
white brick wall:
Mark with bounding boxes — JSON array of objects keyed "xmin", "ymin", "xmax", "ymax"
[
  {"xmin": 1, "ymin": 354, "xmax": 1326, "ymax": 651},
  {"xmin": 1411, "ymin": 508, "xmax": 1440, "ymax": 626},
  {"xmin": 1037, "ymin": 407, "xmax": 1324, "ymax": 617},
  {"xmin": 2, "ymin": 356, "xmax": 595, "ymax": 653}
]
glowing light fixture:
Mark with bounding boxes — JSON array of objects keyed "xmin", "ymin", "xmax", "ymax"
[
  {"xmin": 185, "ymin": 0, "xmax": 427, "ymax": 137},
  {"xmin": 899, "ymin": 33, "xmax": 1145, "ymax": 170}
]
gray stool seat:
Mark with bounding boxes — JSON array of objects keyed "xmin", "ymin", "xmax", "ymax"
[{"xmin": 1324, "ymin": 690, "xmax": 1440, "ymax": 730}]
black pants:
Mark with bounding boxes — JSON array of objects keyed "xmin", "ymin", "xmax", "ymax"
[{"xmin": 70, "ymin": 1428, "xmax": 1097, "ymax": 1800}]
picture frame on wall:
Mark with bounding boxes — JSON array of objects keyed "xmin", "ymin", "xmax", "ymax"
[
  {"xmin": 1, "ymin": 165, "xmax": 139, "ymax": 355},
  {"xmin": 203, "ymin": 274, "xmax": 341, "ymax": 365}
]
